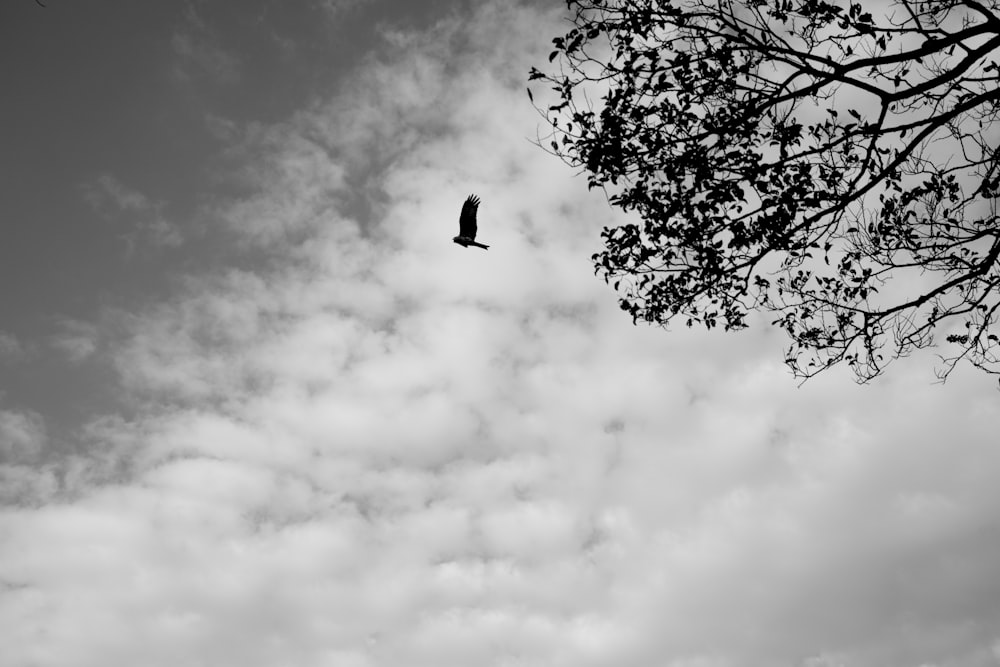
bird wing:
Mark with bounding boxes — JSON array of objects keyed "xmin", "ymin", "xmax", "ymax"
[{"xmin": 459, "ymin": 195, "xmax": 480, "ymax": 239}]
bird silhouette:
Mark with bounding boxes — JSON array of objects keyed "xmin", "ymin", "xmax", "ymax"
[{"xmin": 453, "ymin": 195, "xmax": 489, "ymax": 249}]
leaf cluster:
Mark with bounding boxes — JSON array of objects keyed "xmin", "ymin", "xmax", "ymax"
[{"xmin": 530, "ymin": 0, "xmax": 1000, "ymax": 382}]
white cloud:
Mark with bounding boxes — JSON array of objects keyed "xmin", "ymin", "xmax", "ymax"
[
  {"xmin": 49, "ymin": 318, "xmax": 99, "ymax": 365},
  {"xmin": 84, "ymin": 173, "xmax": 152, "ymax": 212},
  {"xmin": 171, "ymin": 2, "xmax": 241, "ymax": 85},
  {"xmin": 0, "ymin": 409, "xmax": 46, "ymax": 463},
  {"xmin": 82, "ymin": 173, "xmax": 183, "ymax": 252},
  {"xmin": 171, "ymin": 30, "xmax": 241, "ymax": 84},
  {"xmin": 3, "ymin": 2, "xmax": 1000, "ymax": 667},
  {"xmin": 317, "ymin": 0, "xmax": 370, "ymax": 21},
  {"xmin": 0, "ymin": 330, "xmax": 28, "ymax": 364},
  {"xmin": 0, "ymin": 409, "xmax": 54, "ymax": 506}
]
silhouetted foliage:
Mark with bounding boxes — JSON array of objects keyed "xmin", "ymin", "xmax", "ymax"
[{"xmin": 530, "ymin": 0, "xmax": 1000, "ymax": 382}]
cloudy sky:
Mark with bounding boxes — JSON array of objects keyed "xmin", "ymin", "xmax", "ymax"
[{"xmin": 2, "ymin": 1, "xmax": 1000, "ymax": 666}]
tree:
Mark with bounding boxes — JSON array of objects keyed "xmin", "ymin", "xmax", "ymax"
[{"xmin": 530, "ymin": 0, "xmax": 1000, "ymax": 382}]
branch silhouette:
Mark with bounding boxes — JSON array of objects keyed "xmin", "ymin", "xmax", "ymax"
[{"xmin": 531, "ymin": 0, "xmax": 1000, "ymax": 383}]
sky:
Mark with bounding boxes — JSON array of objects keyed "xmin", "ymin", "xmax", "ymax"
[{"xmin": 2, "ymin": 1, "xmax": 1000, "ymax": 666}]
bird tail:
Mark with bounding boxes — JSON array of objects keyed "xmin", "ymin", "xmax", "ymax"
[{"xmin": 471, "ymin": 241, "xmax": 489, "ymax": 250}]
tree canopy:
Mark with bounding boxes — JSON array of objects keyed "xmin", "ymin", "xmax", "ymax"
[{"xmin": 530, "ymin": 0, "xmax": 1000, "ymax": 382}]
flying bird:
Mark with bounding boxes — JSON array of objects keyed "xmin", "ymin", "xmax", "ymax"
[{"xmin": 453, "ymin": 194, "xmax": 489, "ymax": 250}]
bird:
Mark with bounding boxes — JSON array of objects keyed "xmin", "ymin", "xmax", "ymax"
[{"xmin": 453, "ymin": 194, "xmax": 489, "ymax": 250}]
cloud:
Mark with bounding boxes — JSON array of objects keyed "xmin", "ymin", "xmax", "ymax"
[
  {"xmin": 0, "ymin": 409, "xmax": 46, "ymax": 463},
  {"xmin": 0, "ymin": 331, "xmax": 28, "ymax": 364},
  {"xmin": 82, "ymin": 173, "xmax": 183, "ymax": 252},
  {"xmin": 83, "ymin": 173, "xmax": 153, "ymax": 213},
  {"xmin": 170, "ymin": 3, "xmax": 241, "ymax": 85},
  {"xmin": 171, "ymin": 31, "xmax": 241, "ymax": 84},
  {"xmin": 3, "ymin": 2, "xmax": 1000, "ymax": 667},
  {"xmin": 49, "ymin": 318, "xmax": 99, "ymax": 365},
  {"xmin": 316, "ymin": 0, "xmax": 370, "ymax": 21},
  {"xmin": 0, "ymin": 409, "xmax": 55, "ymax": 507}
]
